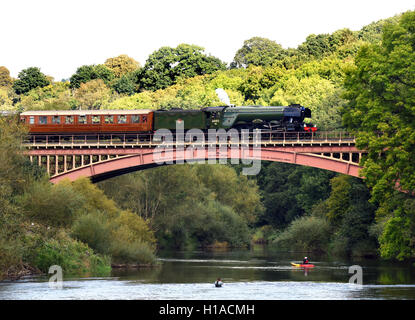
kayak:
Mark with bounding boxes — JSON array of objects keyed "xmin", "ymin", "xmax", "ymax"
[{"xmin": 291, "ymin": 262, "xmax": 315, "ymax": 268}]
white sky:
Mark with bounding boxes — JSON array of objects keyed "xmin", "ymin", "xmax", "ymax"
[{"xmin": 1, "ymin": 0, "xmax": 414, "ymax": 81}]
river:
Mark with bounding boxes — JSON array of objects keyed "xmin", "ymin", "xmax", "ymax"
[{"xmin": 1, "ymin": 247, "xmax": 415, "ymax": 300}]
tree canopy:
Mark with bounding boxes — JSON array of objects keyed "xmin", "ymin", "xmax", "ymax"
[
  {"xmin": 342, "ymin": 11, "xmax": 415, "ymax": 260},
  {"xmin": 74, "ymin": 79, "xmax": 111, "ymax": 109},
  {"xmin": 17, "ymin": 82, "xmax": 74, "ymax": 111},
  {"xmin": 104, "ymin": 54, "xmax": 141, "ymax": 78},
  {"xmin": 231, "ymin": 37, "xmax": 288, "ymax": 68},
  {"xmin": 69, "ymin": 64, "xmax": 114, "ymax": 89},
  {"xmin": 137, "ymin": 44, "xmax": 227, "ymax": 91},
  {"xmin": 0, "ymin": 66, "xmax": 13, "ymax": 87},
  {"xmin": 12, "ymin": 67, "xmax": 50, "ymax": 95},
  {"xmin": 3, "ymin": 10, "xmax": 415, "ymax": 266},
  {"xmin": 343, "ymin": 10, "xmax": 415, "ymax": 202}
]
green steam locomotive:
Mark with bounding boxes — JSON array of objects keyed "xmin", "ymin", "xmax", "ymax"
[{"xmin": 154, "ymin": 104, "xmax": 315, "ymax": 132}]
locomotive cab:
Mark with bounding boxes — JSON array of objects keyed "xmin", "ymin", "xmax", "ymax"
[
  {"xmin": 303, "ymin": 107, "xmax": 312, "ymax": 118},
  {"xmin": 202, "ymin": 106, "xmax": 226, "ymax": 129}
]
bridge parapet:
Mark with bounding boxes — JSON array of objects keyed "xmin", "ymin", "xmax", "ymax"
[{"xmin": 23, "ymin": 131, "xmax": 356, "ymax": 149}]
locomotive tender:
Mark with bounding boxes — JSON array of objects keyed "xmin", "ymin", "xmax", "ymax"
[{"xmin": 20, "ymin": 104, "xmax": 316, "ymax": 135}]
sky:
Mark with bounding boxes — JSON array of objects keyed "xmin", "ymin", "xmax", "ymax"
[{"xmin": 1, "ymin": 0, "xmax": 414, "ymax": 81}]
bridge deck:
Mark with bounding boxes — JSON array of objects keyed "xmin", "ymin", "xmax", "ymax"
[{"xmin": 22, "ymin": 131, "xmax": 364, "ymax": 182}]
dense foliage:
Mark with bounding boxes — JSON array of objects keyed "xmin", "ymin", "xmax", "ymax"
[
  {"xmin": 99, "ymin": 164, "xmax": 262, "ymax": 249},
  {"xmin": 256, "ymin": 162, "xmax": 335, "ymax": 228},
  {"xmin": 231, "ymin": 37, "xmax": 288, "ymax": 68},
  {"xmin": 1, "ymin": 10, "xmax": 414, "ymax": 279},
  {"xmin": 13, "ymin": 67, "xmax": 50, "ymax": 95},
  {"xmin": 343, "ymin": 11, "xmax": 415, "ymax": 202},
  {"xmin": 272, "ymin": 175, "xmax": 377, "ymax": 257},
  {"xmin": 0, "ymin": 118, "xmax": 156, "ymax": 279},
  {"xmin": 343, "ymin": 11, "xmax": 415, "ymax": 260},
  {"xmin": 136, "ymin": 44, "xmax": 227, "ymax": 91},
  {"xmin": 69, "ymin": 64, "xmax": 114, "ymax": 89}
]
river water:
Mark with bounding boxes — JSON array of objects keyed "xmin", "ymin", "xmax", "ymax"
[{"xmin": 1, "ymin": 247, "xmax": 415, "ymax": 300}]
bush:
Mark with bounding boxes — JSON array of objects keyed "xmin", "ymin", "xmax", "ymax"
[
  {"xmin": 252, "ymin": 225, "xmax": 275, "ymax": 244},
  {"xmin": 272, "ymin": 216, "xmax": 331, "ymax": 252},
  {"xmin": 30, "ymin": 231, "xmax": 111, "ymax": 276},
  {"xmin": 0, "ymin": 237, "xmax": 24, "ymax": 278},
  {"xmin": 216, "ymin": 202, "xmax": 251, "ymax": 247},
  {"xmin": 110, "ymin": 241, "xmax": 156, "ymax": 265},
  {"xmin": 111, "ymin": 210, "xmax": 156, "ymax": 246},
  {"xmin": 70, "ymin": 192, "xmax": 157, "ymax": 265},
  {"xmin": 18, "ymin": 180, "xmax": 85, "ymax": 227},
  {"xmin": 328, "ymin": 234, "xmax": 348, "ymax": 256},
  {"xmin": 71, "ymin": 211, "xmax": 112, "ymax": 255}
]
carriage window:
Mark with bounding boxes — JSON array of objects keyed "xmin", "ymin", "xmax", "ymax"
[
  {"xmin": 39, "ymin": 116, "xmax": 47, "ymax": 124},
  {"xmin": 105, "ymin": 115, "xmax": 114, "ymax": 124},
  {"xmin": 142, "ymin": 115, "xmax": 147, "ymax": 123},
  {"xmin": 78, "ymin": 115, "xmax": 86, "ymax": 124},
  {"xmin": 118, "ymin": 115, "xmax": 127, "ymax": 124},
  {"xmin": 65, "ymin": 116, "xmax": 74, "ymax": 124},
  {"xmin": 29, "ymin": 116, "xmax": 35, "ymax": 124},
  {"xmin": 92, "ymin": 115, "xmax": 101, "ymax": 124},
  {"xmin": 52, "ymin": 116, "xmax": 60, "ymax": 124},
  {"xmin": 131, "ymin": 115, "xmax": 140, "ymax": 123},
  {"xmin": 20, "ymin": 117, "xmax": 26, "ymax": 123}
]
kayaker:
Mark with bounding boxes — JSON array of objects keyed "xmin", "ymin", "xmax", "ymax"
[
  {"xmin": 215, "ymin": 278, "xmax": 223, "ymax": 287},
  {"xmin": 303, "ymin": 257, "xmax": 309, "ymax": 264}
]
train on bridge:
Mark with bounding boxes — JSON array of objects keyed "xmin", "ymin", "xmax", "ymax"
[{"xmin": 19, "ymin": 104, "xmax": 317, "ymax": 135}]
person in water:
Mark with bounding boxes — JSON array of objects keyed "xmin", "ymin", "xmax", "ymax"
[
  {"xmin": 303, "ymin": 257, "xmax": 309, "ymax": 264},
  {"xmin": 215, "ymin": 278, "xmax": 223, "ymax": 287}
]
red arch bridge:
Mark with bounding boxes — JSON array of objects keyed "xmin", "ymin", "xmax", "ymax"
[{"xmin": 23, "ymin": 131, "xmax": 365, "ymax": 184}]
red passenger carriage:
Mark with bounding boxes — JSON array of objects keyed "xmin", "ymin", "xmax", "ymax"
[{"xmin": 20, "ymin": 110, "xmax": 154, "ymax": 134}]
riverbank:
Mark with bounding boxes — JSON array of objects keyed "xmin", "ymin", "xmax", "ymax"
[{"xmin": 2, "ymin": 264, "xmax": 42, "ymax": 281}]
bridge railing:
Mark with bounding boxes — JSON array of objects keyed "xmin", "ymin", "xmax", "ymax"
[{"xmin": 22, "ymin": 130, "xmax": 355, "ymax": 147}]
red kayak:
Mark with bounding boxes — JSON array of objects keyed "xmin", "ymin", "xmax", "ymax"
[{"xmin": 291, "ymin": 262, "xmax": 315, "ymax": 268}]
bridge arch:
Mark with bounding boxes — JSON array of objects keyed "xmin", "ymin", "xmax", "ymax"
[{"xmin": 40, "ymin": 146, "xmax": 362, "ymax": 184}]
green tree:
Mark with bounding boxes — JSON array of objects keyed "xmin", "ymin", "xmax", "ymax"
[
  {"xmin": 269, "ymin": 74, "xmax": 338, "ymax": 115},
  {"xmin": 0, "ymin": 117, "xmax": 46, "ymax": 278},
  {"xmin": 0, "ymin": 87, "xmax": 15, "ymax": 110},
  {"xmin": 0, "ymin": 66, "xmax": 13, "ymax": 87},
  {"xmin": 104, "ymin": 54, "xmax": 141, "ymax": 78},
  {"xmin": 98, "ymin": 164, "xmax": 258, "ymax": 249},
  {"xmin": 297, "ymin": 34, "xmax": 331, "ymax": 59},
  {"xmin": 12, "ymin": 67, "xmax": 50, "ymax": 95},
  {"xmin": 272, "ymin": 215, "xmax": 331, "ymax": 252},
  {"xmin": 325, "ymin": 175, "xmax": 377, "ymax": 256},
  {"xmin": 256, "ymin": 163, "xmax": 333, "ymax": 228},
  {"xmin": 69, "ymin": 64, "xmax": 114, "ymax": 89},
  {"xmin": 112, "ymin": 73, "xmax": 136, "ymax": 95},
  {"xmin": 329, "ymin": 29, "xmax": 357, "ymax": 48},
  {"xmin": 378, "ymin": 195, "xmax": 415, "ymax": 260},
  {"xmin": 17, "ymin": 82, "xmax": 75, "ymax": 111},
  {"xmin": 296, "ymin": 168, "xmax": 335, "ymax": 213},
  {"xmin": 357, "ymin": 14, "xmax": 402, "ymax": 43},
  {"xmin": 343, "ymin": 11, "xmax": 415, "ymax": 203},
  {"xmin": 137, "ymin": 44, "xmax": 226, "ymax": 91},
  {"xmin": 18, "ymin": 180, "xmax": 85, "ymax": 227},
  {"xmin": 74, "ymin": 79, "xmax": 112, "ymax": 109},
  {"xmin": 232, "ymin": 37, "xmax": 287, "ymax": 68}
]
